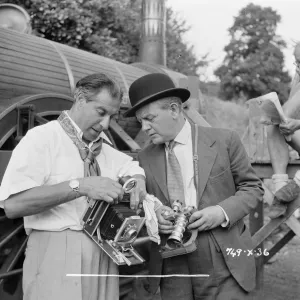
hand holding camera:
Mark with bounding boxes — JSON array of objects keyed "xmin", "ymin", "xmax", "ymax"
[
  {"xmin": 161, "ymin": 200, "xmax": 197, "ymax": 248},
  {"xmin": 82, "ymin": 175, "xmax": 148, "ymax": 266},
  {"xmin": 157, "ymin": 200, "xmax": 198, "ymax": 258},
  {"xmin": 156, "ymin": 205, "xmax": 175, "ymax": 234},
  {"xmin": 79, "ymin": 176, "xmax": 124, "ymax": 203},
  {"xmin": 187, "ymin": 205, "xmax": 226, "ymax": 232}
]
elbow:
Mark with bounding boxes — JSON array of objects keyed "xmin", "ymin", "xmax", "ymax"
[
  {"xmin": 4, "ymin": 208, "xmax": 20, "ymax": 219},
  {"xmin": 3, "ymin": 201, "xmax": 21, "ymax": 219}
]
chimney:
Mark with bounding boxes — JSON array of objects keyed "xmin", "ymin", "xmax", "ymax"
[
  {"xmin": 139, "ymin": 0, "xmax": 166, "ymax": 66},
  {"xmin": 0, "ymin": 3, "xmax": 32, "ymax": 34}
]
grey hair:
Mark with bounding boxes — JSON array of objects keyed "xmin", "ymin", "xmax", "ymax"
[
  {"xmin": 157, "ymin": 96, "xmax": 183, "ymax": 111},
  {"xmin": 73, "ymin": 73, "xmax": 123, "ymax": 103}
]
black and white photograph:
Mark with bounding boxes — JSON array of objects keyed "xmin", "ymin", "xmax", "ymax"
[{"xmin": 0, "ymin": 0, "xmax": 300, "ymax": 299}]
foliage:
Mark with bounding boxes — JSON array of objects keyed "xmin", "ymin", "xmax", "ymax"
[
  {"xmin": 5, "ymin": 0, "xmax": 207, "ymax": 75},
  {"xmin": 165, "ymin": 8, "xmax": 208, "ymax": 75},
  {"xmin": 204, "ymin": 95, "xmax": 248, "ymax": 138},
  {"xmin": 214, "ymin": 3, "xmax": 291, "ymax": 103}
]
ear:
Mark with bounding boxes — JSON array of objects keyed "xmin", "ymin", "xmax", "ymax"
[
  {"xmin": 169, "ymin": 102, "xmax": 180, "ymax": 119},
  {"xmin": 76, "ymin": 97, "xmax": 86, "ymax": 110}
]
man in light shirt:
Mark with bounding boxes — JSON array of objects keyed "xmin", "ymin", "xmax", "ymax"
[
  {"xmin": 266, "ymin": 42, "xmax": 300, "ymax": 218},
  {"xmin": 124, "ymin": 73, "xmax": 264, "ymax": 300},
  {"xmin": 0, "ymin": 73, "xmax": 146, "ymax": 300}
]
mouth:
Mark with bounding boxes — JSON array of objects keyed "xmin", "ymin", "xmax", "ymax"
[
  {"xmin": 92, "ymin": 128, "xmax": 101, "ymax": 134},
  {"xmin": 149, "ymin": 133, "xmax": 157, "ymax": 138}
]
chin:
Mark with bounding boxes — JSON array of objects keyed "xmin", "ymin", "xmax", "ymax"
[
  {"xmin": 83, "ymin": 132, "xmax": 95, "ymax": 143},
  {"xmin": 151, "ymin": 136, "xmax": 164, "ymax": 145}
]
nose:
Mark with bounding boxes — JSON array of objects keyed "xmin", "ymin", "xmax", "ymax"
[
  {"xmin": 100, "ymin": 115, "xmax": 110, "ymax": 130},
  {"xmin": 141, "ymin": 120, "xmax": 151, "ymax": 132}
]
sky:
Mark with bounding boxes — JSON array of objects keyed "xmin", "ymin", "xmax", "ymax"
[{"xmin": 167, "ymin": 0, "xmax": 300, "ymax": 81}]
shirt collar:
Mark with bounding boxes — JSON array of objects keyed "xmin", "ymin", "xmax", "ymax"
[
  {"xmin": 166, "ymin": 119, "xmax": 191, "ymax": 147},
  {"xmin": 64, "ymin": 111, "xmax": 112, "ymax": 146}
]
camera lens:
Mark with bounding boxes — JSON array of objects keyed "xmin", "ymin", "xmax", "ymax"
[
  {"xmin": 166, "ymin": 213, "xmax": 188, "ymax": 249},
  {"xmin": 122, "ymin": 225, "xmax": 138, "ymax": 242}
]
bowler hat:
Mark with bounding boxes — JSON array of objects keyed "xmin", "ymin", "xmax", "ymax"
[{"xmin": 123, "ymin": 73, "xmax": 190, "ymax": 117}]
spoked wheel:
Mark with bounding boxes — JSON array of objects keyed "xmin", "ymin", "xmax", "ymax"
[{"xmin": 0, "ymin": 93, "xmax": 73, "ymax": 299}]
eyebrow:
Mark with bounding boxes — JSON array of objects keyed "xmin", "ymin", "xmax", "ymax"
[
  {"xmin": 137, "ymin": 113, "xmax": 155, "ymax": 121},
  {"xmin": 96, "ymin": 107, "xmax": 119, "ymax": 117}
]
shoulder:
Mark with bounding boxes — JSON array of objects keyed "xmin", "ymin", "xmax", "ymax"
[
  {"xmin": 21, "ymin": 121, "xmax": 58, "ymax": 142},
  {"xmin": 138, "ymin": 142, "xmax": 156, "ymax": 159},
  {"xmin": 198, "ymin": 126, "xmax": 239, "ymax": 146},
  {"xmin": 101, "ymin": 142, "xmax": 134, "ymax": 163},
  {"xmin": 26, "ymin": 121, "xmax": 59, "ymax": 137},
  {"xmin": 16, "ymin": 121, "xmax": 61, "ymax": 152}
]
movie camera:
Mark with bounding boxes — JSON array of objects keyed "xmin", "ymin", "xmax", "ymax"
[{"xmin": 160, "ymin": 200, "xmax": 198, "ymax": 258}]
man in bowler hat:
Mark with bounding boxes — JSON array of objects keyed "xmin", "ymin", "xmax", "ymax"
[{"xmin": 124, "ymin": 73, "xmax": 264, "ymax": 300}]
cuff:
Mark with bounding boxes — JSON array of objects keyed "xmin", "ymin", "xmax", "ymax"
[
  {"xmin": 132, "ymin": 174, "xmax": 146, "ymax": 181},
  {"xmin": 154, "ymin": 201, "xmax": 163, "ymax": 212},
  {"xmin": 216, "ymin": 205, "xmax": 230, "ymax": 227}
]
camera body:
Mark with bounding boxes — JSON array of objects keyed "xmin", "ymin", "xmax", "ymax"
[
  {"xmin": 160, "ymin": 200, "xmax": 198, "ymax": 259},
  {"xmin": 82, "ymin": 176, "xmax": 146, "ymax": 266}
]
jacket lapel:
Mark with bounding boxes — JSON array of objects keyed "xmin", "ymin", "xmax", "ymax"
[
  {"xmin": 191, "ymin": 124, "xmax": 217, "ymax": 207},
  {"xmin": 145, "ymin": 143, "xmax": 169, "ymax": 204}
]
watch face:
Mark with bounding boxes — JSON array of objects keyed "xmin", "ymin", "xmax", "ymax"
[{"xmin": 70, "ymin": 179, "xmax": 79, "ymax": 189}]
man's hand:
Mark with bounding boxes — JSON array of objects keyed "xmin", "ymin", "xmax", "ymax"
[
  {"xmin": 187, "ymin": 206, "xmax": 226, "ymax": 232},
  {"xmin": 156, "ymin": 205, "xmax": 175, "ymax": 234},
  {"xmin": 129, "ymin": 176, "xmax": 147, "ymax": 210},
  {"xmin": 80, "ymin": 176, "xmax": 124, "ymax": 203},
  {"xmin": 279, "ymin": 118, "xmax": 300, "ymax": 136}
]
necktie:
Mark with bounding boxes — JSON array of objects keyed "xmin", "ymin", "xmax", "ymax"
[{"xmin": 166, "ymin": 140, "xmax": 185, "ymax": 206}]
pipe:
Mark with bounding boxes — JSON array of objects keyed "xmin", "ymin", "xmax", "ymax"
[{"xmin": 139, "ymin": 0, "xmax": 166, "ymax": 66}]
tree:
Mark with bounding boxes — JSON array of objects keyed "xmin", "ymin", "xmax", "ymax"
[
  {"xmin": 214, "ymin": 3, "xmax": 291, "ymax": 103},
  {"xmin": 166, "ymin": 8, "xmax": 208, "ymax": 76},
  {"xmin": 5, "ymin": 0, "xmax": 207, "ymax": 76}
]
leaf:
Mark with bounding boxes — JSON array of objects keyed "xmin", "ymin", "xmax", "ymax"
[{"xmin": 215, "ymin": 3, "xmax": 291, "ymax": 103}]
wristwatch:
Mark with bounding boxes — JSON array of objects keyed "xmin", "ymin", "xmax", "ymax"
[{"xmin": 69, "ymin": 179, "xmax": 80, "ymax": 198}]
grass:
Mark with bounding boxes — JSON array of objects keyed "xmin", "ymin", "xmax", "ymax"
[{"xmin": 203, "ymin": 95, "xmax": 249, "ymax": 138}]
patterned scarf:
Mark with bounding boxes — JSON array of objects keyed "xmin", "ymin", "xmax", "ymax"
[{"xmin": 57, "ymin": 111, "xmax": 103, "ymax": 178}]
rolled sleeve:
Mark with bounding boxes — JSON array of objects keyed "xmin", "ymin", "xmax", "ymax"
[
  {"xmin": 0, "ymin": 127, "xmax": 51, "ymax": 207},
  {"xmin": 115, "ymin": 153, "xmax": 145, "ymax": 178}
]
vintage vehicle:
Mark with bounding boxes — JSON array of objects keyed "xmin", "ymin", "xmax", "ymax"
[{"xmin": 0, "ymin": 1, "xmax": 206, "ymax": 299}]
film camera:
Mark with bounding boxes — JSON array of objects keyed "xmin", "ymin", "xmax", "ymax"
[
  {"xmin": 82, "ymin": 176, "xmax": 147, "ymax": 266},
  {"xmin": 160, "ymin": 200, "xmax": 198, "ymax": 258}
]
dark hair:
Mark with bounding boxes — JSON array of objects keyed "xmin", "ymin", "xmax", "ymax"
[{"xmin": 73, "ymin": 73, "xmax": 123, "ymax": 102}]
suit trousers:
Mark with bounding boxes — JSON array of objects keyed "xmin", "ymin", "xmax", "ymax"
[{"xmin": 159, "ymin": 231, "xmax": 255, "ymax": 300}]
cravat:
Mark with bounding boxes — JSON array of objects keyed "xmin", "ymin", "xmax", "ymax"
[
  {"xmin": 166, "ymin": 140, "xmax": 185, "ymax": 206},
  {"xmin": 57, "ymin": 111, "xmax": 103, "ymax": 178},
  {"xmin": 78, "ymin": 139, "xmax": 103, "ymax": 177}
]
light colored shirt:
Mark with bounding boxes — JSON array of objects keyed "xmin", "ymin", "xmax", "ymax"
[
  {"xmin": 0, "ymin": 114, "xmax": 145, "ymax": 235},
  {"xmin": 165, "ymin": 120, "xmax": 229, "ymax": 227},
  {"xmin": 289, "ymin": 72, "xmax": 300, "ymax": 99}
]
